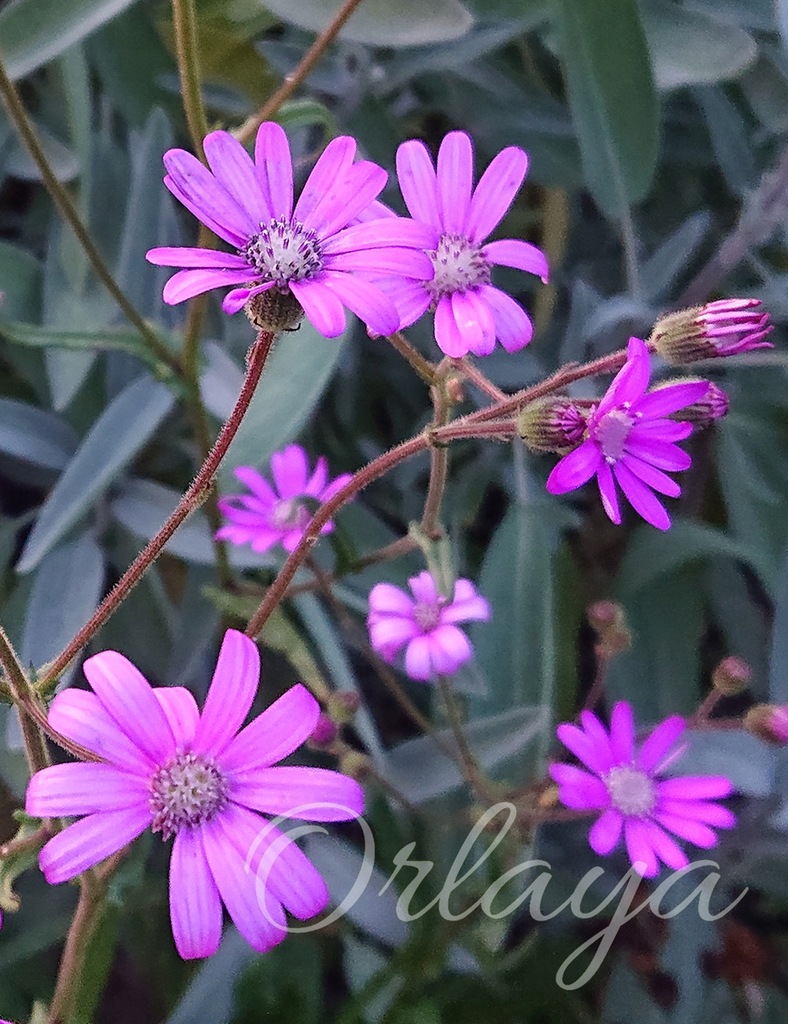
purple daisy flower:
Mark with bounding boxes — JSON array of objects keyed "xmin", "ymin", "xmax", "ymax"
[
  {"xmin": 216, "ymin": 444, "xmax": 351, "ymax": 554},
  {"xmin": 367, "ymin": 571, "xmax": 490, "ymax": 681},
  {"xmin": 550, "ymin": 701, "xmax": 735, "ymax": 878},
  {"xmin": 146, "ymin": 122, "xmax": 435, "ymax": 337},
  {"xmin": 387, "ymin": 130, "xmax": 549, "ymax": 357},
  {"xmin": 26, "ymin": 630, "xmax": 363, "ymax": 959},
  {"xmin": 546, "ymin": 337, "xmax": 710, "ymax": 531}
]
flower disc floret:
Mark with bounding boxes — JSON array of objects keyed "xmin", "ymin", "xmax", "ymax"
[
  {"xmin": 550, "ymin": 701, "xmax": 736, "ymax": 878},
  {"xmin": 150, "ymin": 752, "xmax": 228, "ymax": 840}
]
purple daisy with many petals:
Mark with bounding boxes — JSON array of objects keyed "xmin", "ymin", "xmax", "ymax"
[
  {"xmin": 146, "ymin": 122, "xmax": 434, "ymax": 337},
  {"xmin": 26, "ymin": 630, "xmax": 363, "ymax": 959},
  {"xmin": 367, "ymin": 571, "xmax": 490, "ymax": 681},
  {"xmin": 546, "ymin": 337, "xmax": 710, "ymax": 531},
  {"xmin": 550, "ymin": 702, "xmax": 735, "ymax": 878},
  {"xmin": 217, "ymin": 444, "xmax": 351, "ymax": 554},
  {"xmin": 387, "ymin": 130, "xmax": 548, "ymax": 357}
]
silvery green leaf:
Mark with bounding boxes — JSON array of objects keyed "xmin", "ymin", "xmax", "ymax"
[{"xmin": 0, "ymin": 398, "xmax": 77, "ymax": 470}]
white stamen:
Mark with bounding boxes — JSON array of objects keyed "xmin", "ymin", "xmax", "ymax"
[
  {"xmin": 243, "ymin": 216, "xmax": 323, "ymax": 288},
  {"xmin": 150, "ymin": 752, "xmax": 228, "ymax": 840},
  {"xmin": 426, "ymin": 233, "xmax": 491, "ymax": 300},
  {"xmin": 604, "ymin": 765, "xmax": 656, "ymax": 817}
]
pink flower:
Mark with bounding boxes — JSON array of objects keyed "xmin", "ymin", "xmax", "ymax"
[
  {"xmin": 546, "ymin": 337, "xmax": 709, "ymax": 531},
  {"xmin": 367, "ymin": 571, "xmax": 490, "ymax": 681},
  {"xmin": 216, "ymin": 444, "xmax": 351, "ymax": 554},
  {"xmin": 389, "ymin": 131, "xmax": 549, "ymax": 357},
  {"xmin": 26, "ymin": 630, "xmax": 363, "ymax": 959},
  {"xmin": 550, "ymin": 702, "xmax": 735, "ymax": 878},
  {"xmin": 146, "ymin": 122, "xmax": 435, "ymax": 337}
]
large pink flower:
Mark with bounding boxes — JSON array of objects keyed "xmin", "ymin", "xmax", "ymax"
[
  {"xmin": 146, "ymin": 122, "xmax": 434, "ymax": 337},
  {"xmin": 389, "ymin": 131, "xmax": 549, "ymax": 357},
  {"xmin": 550, "ymin": 702, "xmax": 735, "ymax": 878},
  {"xmin": 26, "ymin": 630, "xmax": 363, "ymax": 959},
  {"xmin": 367, "ymin": 571, "xmax": 490, "ymax": 681},
  {"xmin": 217, "ymin": 444, "xmax": 351, "ymax": 554},
  {"xmin": 546, "ymin": 337, "xmax": 709, "ymax": 530}
]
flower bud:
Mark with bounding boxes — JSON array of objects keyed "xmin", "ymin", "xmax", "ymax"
[
  {"xmin": 650, "ymin": 299, "xmax": 773, "ymax": 365},
  {"xmin": 587, "ymin": 600, "xmax": 631, "ymax": 656},
  {"xmin": 327, "ymin": 691, "xmax": 361, "ymax": 725},
  {"xmin": 306, "ymin": 713, "xmax": 338, "ymax": 750},
  {"xmin": 517, "ymin": 396, "xmax": 588, "ymax": 454},
  {"xmin": 245, "ymin": 289, "xmax": 304, "ymax": 333},
  {"xmin": 744, "ymin": 704, "xmax": 788, "ymax": 745},
  {"xmin": 711, "ymin": 656, "xmax": 752, "ymax": 696},
  {"xmin": 338, "ymin": 751, "xmax": 370, "ymax": 781}
]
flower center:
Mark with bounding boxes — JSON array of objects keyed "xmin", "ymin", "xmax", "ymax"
[
  {"xmin": 271, "ymin": 498, "xmax": 309, "ymax": 530},
  {"xmin": 242, "ymin": 216, "xmax": 323, "ymax": 288},
  {"xmin": 412, "ymin": 601, "xmax": 442, "ymax": 632},
  {"xmin": 592, "ymin": 407, "xmax": 635, "ymax": 464},
  {"xmin": 604, "ymin": 765, "xmax": 656, "ymax": 817},
  {"xmin": 150, "ymin": 752, "xmax": 228, "ymax": 840},
  {"xmin": 426, "ymin": 233, "xmax": 491, "ymax": 299}
]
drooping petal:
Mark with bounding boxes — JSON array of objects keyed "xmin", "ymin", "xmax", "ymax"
[
  {"xmin": 624, "ymin": 817, "xmax": 659, "ymax": 877},
  {"xmin": 637, "ymin": 715, "xmax": 685, "ymax": 773},
  {"xmin": 546, "ymin": 440, "xmax": 600, "ymax": 494},
  {"xmin": 482, "ymin": 238, "xmax": 549, "ymax": 282},
  {"xmin": 368, "ymin": 582, "xmax": 414, "ymax": 617},
  {"xmin": 318, "ymin": 272, "xmax": 400, "ymax": 337},
  {"xmin": 26, "ymin": 763, "xmax": 149, "ymax": 817},
  {"xmin": 231, "ymin": 765, "xmax": 364, "ymax": 821},
  {"xmin": 466, "ymin": 146, "xmax": 529, "ymax": 243},
  {"xmin": 295, "ymin": 135, "xmax": 356, "ymax": 224},
  {"xmin": 162, "ymin": 267, "xmax": 257, "ymax": 306},
  {"xmin": 169, "ymin": 827, "xmax": 223, "ymax": 960},
  {"xmin": 289, "ymin": 279, "xmax": 347, "ymax": 338},
  {"xmin": 609, "ymin": 702, "xmax": 635, "ymax": 763},
  {"xmin": 147, "ymin": 247, "xmax": 251, "ymax": 270},
  {"xmin": 613, "ymin": 461, "xmax": 670, "ymax": 531},
  {"xmin": 433, "ymin": 294, "xmax": 468, "ymax": 357},
  {"xmin": 253, "ymin": 121, "xmax": 293, "ymax": 220},
  {"xmin": 657, "ymin": 776, "xmax": 733, "ymax": 800},
  {"xmin": 270, "ymin": 445, "xmax": 310, "ymax": 499},
  {"xmin": 476, "ymin": 285, "xmax": 533, "ymax": 352},
  {"xmin": 596, "ymin": 461, "xmax": 621, "ymax": 524},
  {"xmin": 163, "ymin": 152, "xmax": 254, "ymax": 246},
  {"xmin": 193, "ymin": 630, "xmax": 260, "ymax": 757},
  {"xmin": 155, "ymin": 687, "xmax": 200, "ymax": 749},
  {"xmin": 621, "ymin": 455, "xmax": 681, "ymax": 497},
  {"xmin": 39, "ymin": 806, "xmax": 152, "ymax": 884},
  {"xmin": 204, "ymin": 130, "xmax": 269, "ymax": 225},
  {"xmin": 48, "ymin": 689, "xmax": 151, "ymax": 773},
  {"xmin": 404, "ymin": 635, "xmax": 433, "ymax": 680},
  {"xmin": 220, "ymin": 683, "xmax": 320, "ymax": 774},
  {"xmin": 84, "ymin": 651, "xmax": 175, "ymax": 763},
  {"xmin": 634, "ymin": 380, "xmax": 710, "ymax": 418},
  {"xmin": 549, "ymin": 764, "xmax": 610, "ymax": 809},
  {"xmin": 436, "ymin": 131, "xmax": 473, "ymax": 234},
  {"xmin": 395, "ymin": 139, "xmax": 440, "ymax": 229},
  {"xmin": 450, "ymin": 290, "xmax": 495, "ymax": 357},
  {"xmin": 201, "ymin": 809, "xmax": 287, "ymax": 953},
  {"xmin": 221, "ymin": 280, "xmax": 275, "ymax": 315},
  {"xmin": 427, "ymin": 624, "xmax": 473, "ymax": 674},
  {"xmin": 588, "ymin": 808, "xmax": 624, "ymax": 855}
]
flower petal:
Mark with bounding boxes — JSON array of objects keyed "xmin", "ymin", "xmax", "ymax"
[
  {"xmin": 634, "ymin": 380, "xmax": 710, "ymax": 418},
  {"xmin": 368, "ymin": 582, "xmax": 414, "ymax": 617},
  {"xmin": 588, "ymin": 808, "xmax": 624, "ymax": 855},
  {"xmin": 637, "ymin": 715, "xmax": 685, "ymax": 773},
  {"xmin": 578, "ymin": 710, "xmax": 615, "ymax": 773},
  {"xmin": 309, "ymin": 161, "xmax": 388, "ymax": 239},
  {"xmin": 246, "ymin": 820, "xmax": 330, "ymax": 920},
  {"xmin": 428, "ymin": 624, "xmax": 473, "ymax": 674},
  {"xmin": 482, "ymin": 238, "xmax": 549, "ymax": 282},
  {"xmin": 621, "ymin": 455, "xmax": 681, "ymax": 497},
  {"xmin": 450, "ymin": 290, "xmax": 495, "ymax": 356},
  {"xmin": 625, "ymin": 435, "xmax": 691, "ymax": 472},
  {"xmin": 193, "ymin": 630, "xmax": 260, "ymax": 757},
  {"xmin": 26, "ymin": 763, "xmax": 149, "ymax": 817},
  {"xmin": 318, "ymin": 272, "xmax": 400, "ymax": 337},
  {"xmin": 436, "ymin": 131, "xmax": 473, "ymax": 234},
  {"xmin": 326, "ymin": 248, "xmax": 433, "ymax": 279},
  {"xmin": 466, "ymin": 146, "xmax": 529, "ymax": 243},
  {"xmin": 657, "ymin": 776, "xmax": 733, "ymax": 800},
  {"xmin": 204, "ymin": 130, "xmax": 269, "ymax": 225},
  {"xmin": 289, "ymin": 279, "xmax": 347, "ymax": 338},
  {"xmin": 434, "ymin": 294, "xmax": 468, "ymax": 357},
  {"xmin": 644, "ymin": 821, "xmax": 689, "ymax": 871},
  {"xmin": 221, "ymin": 280, "xmax": 275, "ymax": 315},
  {"xmin": 155, "ymin": 687, "xmax": 200, "ymax": 749},
  {"xmin": 369, "ymin": 616, "xmax": 420, "ymax": 659},
  {"xmin": 48, "ymin": 689, "xmax": 151, "ymax": 773},
  {"xmin": 254, "ymin": 121, "xmax": 293, "ymax": 219},
  {"xmin": 162, "ymin": 267, "xmax": 257, "ymax": 305},
  {"xmin": 270, "ymin": 444, "xmax": 310, "ymax": 498},
  {"xmin": 323, "ymin": 219, "xmax": 437, "ymax": 256},
  {"xmin": 404, "ymin": 635, "xmax": 433, "ymax": 680},
  {"xmin": 396, "ymin": 139, "xmax": 440, "ymax": 229},
  {"xmin": 231, "ymin": 766, "xmax": 364, "ymax": 821},
  {"xmin": 476, "ymin": 285, "xmax": 533, "ymax": 352},
  {"xmin": 442, "ymin": 580, "xmax": 491, "ymax": 624},
  {"xmin": 613, "ymin": 461, "xmax": 671, "ymax": 531},
  {"xmin": 556, "ymin": 720, "xmax": 611, "ymax": 775},
  {"xmin": 295, "ymin": 135, "xmax": 357, "ymax": 224},
  {"xmin": 656, "ymin": 798, "xmax": 736, "ymax": 829},
  {"xmin": 598, "ymin": 337, "xmax": 650, "ymax": 416},
  {"xmin": 408, "ymin": 571, "xmax": 439, "ymax": 605},
  {"xmin": 147, "ymin": 247, "xmax": 250, "ymax": 270},
  {"xmin": 624, "ymin": 817, "xmax": 659, "ymax": 877},
  {"xmin": 652, "ymin": 813, "xmax": 719, "ymax": 848},
  {"xmin": 169, "ymin": 827, "xmax": 223, "ymax": 959},
  {"xmin": 549, "ymin": 763, "xmax": 610, "ymax": 809},
  {"xmin": 609, "ymin": 702, "xmax": 635, "ymax": 763},
  {"xmin": 597, "ymin": 461, "xmax": 621, "ymax": 524},
  {"xmin": 220, "ymin": 683, "xmax": 320, "ymax": 774},
  {"xmin": 84, "ymin": 651, "xmax": 175, "ymax": 763},
  {"xmin": 163, "ymin": 152, "xmax": 254, "ymax": 246},
  {"xmin": 39, "ymin": 806, "xmax": 151, "ymax": 884},
  {"xmin": 546, "ymin": 440, "xmax": 600, "ymax": 494},
  {"xmin": 233, "ymin": 466, "xmax": 277, "ymax": 506}
]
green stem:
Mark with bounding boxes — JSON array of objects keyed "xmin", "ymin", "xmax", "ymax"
[
  {"xmin": 420, "ymin": 381, "xmax": 451, "ymax": 539},
  {"xmin": 38, "ymin": 330, "xmax": 278, "ymax": 689},
  {"xmin": 171, "ymin": 0, "xmax": 209, "ymax": 157},
  {"xmin": 0, "ymin": 57, "xmax": 180, "ymax": 376},
  {"xmin": 0, "ymin": 626, "xmax": 50, "ymax": 773}
]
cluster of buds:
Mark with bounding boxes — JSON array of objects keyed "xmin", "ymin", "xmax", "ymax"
[
  {"xmin": 587, "ymin": 600, "xmax": 632, "ymax": 657},
  {"xmin": 650, "ymin": 298, "xmax": 773, "ymax": 365}
]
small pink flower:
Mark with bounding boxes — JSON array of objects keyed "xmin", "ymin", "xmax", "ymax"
[
  {"xmin": 26, "ymin": 630, "xmax": 363, "ymax": 959},
  {"xmin": 550, "ymin": 702, "xmax": 735, "ymax": 878},
  {"xmin": 146, "ymin": 122, "xmax": 435, "ymax": 337},
  {"xmin": 546, "ymin": 337, "xmax": 709, "ymax": 531},
  {"xmin": 367, "ymin": 571, "xmax": 490, "ymax": 681},
  {"xmin": 388, "ymin": 131, "xmax": 548, "ymax": 357},
  {"xmin": 217, "ymin": 444, "xmax": 352, "ymax": 554}
]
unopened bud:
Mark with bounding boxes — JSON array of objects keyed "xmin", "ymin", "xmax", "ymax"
[
  {"xmin": 652, "ymin": 377, "xmax": 729, "ymax": 429},
  {"xmin": 712, "ymin": 656, "xmax": 752, "ymax": 696},
  {"xmin": 517, "ymin": 397, "xmax": 588, "ymax": 454},
  {"xmin": 587, "ymin": 600, "xmax": 631, "ymax": 656},
  {"xmin": 338, "ymin": 751, "xmax": 370, "ymax": 781},
  {"xmin": 650, "ymin": 299, "xmax": 773, "ymax": 365},
  {"xmin": 307, "ymin": 713, "xmax": 338, "ymax": 749},
  {"xmin": 245, "ymin": 289, "xmax": 304, "ymax": 333},
  {"xmin": 328, "ymin": 691, "xmax": 360, "ymax": 725},
  {"xmin": 744, "ymin": 704, "xmax": 788, "ymax": 745}
]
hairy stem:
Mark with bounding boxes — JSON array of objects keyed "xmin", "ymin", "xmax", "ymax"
[
  {"xmin": 420, "ymin": 382, "xmax": 451, "ymax": 539},
  {"xmin": 0, "ymin": 626, "xmax": 50, "ymax": 773}
]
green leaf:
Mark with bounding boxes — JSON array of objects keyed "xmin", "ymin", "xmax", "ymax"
[
  {"xmin": 0, "ymin": 398, "xmax": 77, "ymax": 470},
  {"xmin": 0, "ymin": 242, "xmax": 41, "ymax": 321},
  {"xmin": 0, "ymin": 0, "xmax": 141, "ymax": 81},
  {"xmin": 258, "ymin": 0, "xmax": 474, "ymax": 47},
  {"xmin": 554, "ymin": 0, "xmax": 659, "ymax": 215},
  {"xmin": 0, "ymin": 320, "xmax": 154, "ymax": 358},
  {"xmin": 17, "ymin": 375, "xmax": 175, "ymax": 572}
]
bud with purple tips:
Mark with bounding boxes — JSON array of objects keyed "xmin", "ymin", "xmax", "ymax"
[{"xmin": 650, "ymin": 298, "xmax": 773, "ymax": 365}]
